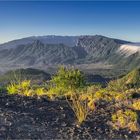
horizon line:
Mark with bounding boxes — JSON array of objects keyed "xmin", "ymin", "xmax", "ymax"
[{"xmin": 0, "ymin": 34, "xmax": 139, "ymax": 45}]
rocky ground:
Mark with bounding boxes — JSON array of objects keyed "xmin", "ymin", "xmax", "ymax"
[{"xmin": 0, "ymin": 93, "xmax": 140, "ymax": 139}]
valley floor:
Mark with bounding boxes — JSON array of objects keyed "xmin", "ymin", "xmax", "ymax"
[{"xmin": 0, "ymin": 94, "xmax": 140, "ymax": 139}]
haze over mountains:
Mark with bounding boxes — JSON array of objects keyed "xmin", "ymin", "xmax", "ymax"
[{"xmin": 0, "ymin": 35, "xmax": 140, "ymax": 73}]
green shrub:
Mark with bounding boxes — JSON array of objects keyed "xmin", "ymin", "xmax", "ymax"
[
  {"xmin": 107, "ymin": 79, "xmax": 128, "ymax": 92},
  {"xmin": 48, "ymin": 66, "xmax": 97, "ymax": 124},
  {"xmin": 48, "ymin": 66, "xmax": 86, "ymax": 97}
]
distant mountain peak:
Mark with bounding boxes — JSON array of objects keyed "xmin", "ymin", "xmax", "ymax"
[{"xmin": 0, "ymin": 35, "xmax": 139, "ymax": 71}]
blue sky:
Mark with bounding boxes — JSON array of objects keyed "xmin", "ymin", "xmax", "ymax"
[{"xmin": 0, "ymin": 1, "xmax": 140, "ymax": 43}]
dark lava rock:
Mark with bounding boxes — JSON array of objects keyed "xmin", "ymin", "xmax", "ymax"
[{"xmin": 0, "ymin": 94, "xmax": 140, "ymax": 139}]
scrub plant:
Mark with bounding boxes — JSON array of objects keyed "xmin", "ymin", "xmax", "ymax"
[
  {"xmin": 7, "ymin": 80, "xmax": 48, "ymax": 96},
  {"xmin": 111, "ymin": 109, "xmax": 139, "ymax": 131},
  {"xmin": 35, "ymin": 87, "xmax": 46, "ymax": 96},
  {"xmin": 132, "ymin": 99, "xmax": 140, "ymax": 110},
  {"xmin": 49, "ymin": 66, "xmax": 86, "ymax": 97},
  {"xmin": 7, "ymin": 83, "xmax": 17, "ymax": 94},
  {"xmin": 67, "ymin": 90, "xmax": 95, "ymax": 124},
  {"xmin": 7, "ymin": 80, "xmax": 33, "ymax": 96},
  {"xmin": 50, "ymin": 66, "xmax": 95, "ymax": 124}
]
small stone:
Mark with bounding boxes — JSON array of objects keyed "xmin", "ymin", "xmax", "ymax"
[
  {"xmin": 61, "ymin": 122, "xmax": 67, "ymax": 127},
  {"xmin": 124, "ymin": 135, "xmax": 128, "ymax": 138},
  {"xmin": 76, "ymin": 124, "xmax": 80, "ymax": 128},
  {"xmin": 6, "ymin": 102, "xmax": 9, "ymax": 106},
  {"xmin": 97, "ymin": 128, "xmax": 101, "ymax": 132},
  {"xmin": 55, "ymin": 118, "xmax": 59, "ymax": 123},
  {"xmin": 60, "ymin": 106, "xmax": 63, "ymax": 110}
]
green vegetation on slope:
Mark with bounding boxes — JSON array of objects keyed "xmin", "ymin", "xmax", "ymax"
[
  {"xmin": 120, "ymin": 68, "xmax": 140, "ymax": 88},
  {"xmin": 108, "ymin": 68, "xmax": 140, "ymax": 90},
  {"xmin": 0, "ymin": 68, "xmax": 51, "ymax": 85}
]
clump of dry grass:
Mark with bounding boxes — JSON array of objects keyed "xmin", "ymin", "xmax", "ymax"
[{"xmin": 66, "ymin": 89, "xmax": 95, "ymax": 125}]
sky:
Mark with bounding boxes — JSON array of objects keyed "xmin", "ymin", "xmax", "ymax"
[{"xmin": 0, "ymin": 1, "xmax": 140, "ymax": 43}]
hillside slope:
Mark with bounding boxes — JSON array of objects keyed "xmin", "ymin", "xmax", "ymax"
[
  {"xmin": 0, "ymin": 40, "xmax": 79, "ymax": 66},
  {"xmin": 0, "ymin": 68, "xmax": 51, "ymax": 85},
  {"xmin": 118, "ymin": 68, "xmax": 140, "ymax": 88},
  {"xmin": 0, "ymin": 35, "xmax": 139, "ymax": 71}
]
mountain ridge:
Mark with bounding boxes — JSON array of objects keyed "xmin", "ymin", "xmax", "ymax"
[
  {"xmin": 0, "ymin": 35, "xmax": 131, "ymax": 49},
  {"xmin": 0, "ymin": 35, "xmax": 139, "ymax": 73}
]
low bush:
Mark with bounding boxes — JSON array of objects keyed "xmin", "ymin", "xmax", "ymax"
[
  {"xmin": 111, "ymin": 109, "xmax": 139, "ymax": 131},
  {"xmin": 92, "ymin": 89, "xmax": 129, "ymax": 102},
  {"xmin": 7, "ymin": 80, "xmax": 47, "ymax": 97},
  {"xmin": 7, "ymin": 80, "xmax": 33, "ymax": 96},
  {"xmin": 132, "ymin": 99, "xmax": 140, "ymax": 110},
  {"xmin": 108, "ymin": 79, "xmax": 128, "ymax": 92},
  {"xmin": 49, "ymin": 66, "xmax": 86, "ymax": 97},
  {"xmin": 35, "ymin": 87, "xmax": 46, "ymax": 96},
  {"xmin": 67, "ymin": 90, "xmax": 95, "ymax": 124}
]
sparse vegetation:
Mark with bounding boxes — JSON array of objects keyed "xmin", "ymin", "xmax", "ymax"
[
  {"xmin": 49, "ymin": 66, "xmax": 94, "ymax": 124},
  {"xmin": 49, "ymin": 66, "xmax": 85, "ymax": 94},
  {"xmin": 111, "ymin": 109, "xmax": 139, "ymax": 131},
  {"xmin": 7, "ymin": 79, "xmax": 47, "ymax": 97},
  {"xmin": 67, "ymin": 91, "xmax": 95, "ymax": 124},
  {"xmin": 132, "ymin": 99, "xmax": 140, "ymax": 110},
  {"xmin": 4, "ymin": 67, "xmax": 140, "ymax": 131},
  {"xmin": 0, "ymin": 68, "xmax": 51, "ymax": 85},
  {"xmin": 7, "ymin": 80, "xmax": 33, "ymax": 96}
]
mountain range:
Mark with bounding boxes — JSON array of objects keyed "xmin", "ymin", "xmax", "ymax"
[{"xmin": 0, "ymin": 35, "xmax": 140, "ymax": 74}]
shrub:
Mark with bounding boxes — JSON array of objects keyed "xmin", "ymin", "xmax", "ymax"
[
  {"xmin": 47, "ymin": 66, "xmax": 86, "ymax": 100},
  {"xmin": 111, "ymin": 109, "xmax": 139, "ymax": 131},
  {"xmin": 108, "ymin": 90, "xmax": 133, "ymax": 102},
  {"xmin": 7, "ymin": 80, "xmax": 47, "ymax": 97},
  {"xmin": 49, "ymin": 66, "xmax": 85, "ymax": 96},
  {"xmin": 67, "ymin": 90, "xmax": 95, "ymax": 124},
  {"xmin": 132, "ymin": 99, "xmax": 140, "ymax": 110},
  {"xmin": 7, "ymin": 83, "xmax": 18, "ymax": 95},
  {"xmin": 92, "ymin": 89, "xmax": 125, "ymax": 102},
  {"xmin": 93, "ymin": 88, "xmax": 112, "ymax": 101},
  {"xmin": 92, "ymin": 86, "xmax": 134, "ymax": 102},
  {"xmin": 7, "ymin": 80, "xmax": 33, "ymax": 96},
  {"xmin": 86, "ymin": 85, "xmax": 102, "ymax": 95},
  {"xmin": 108, "ymin": 79, "xmax": 128, "ymax": 92},
  {"xmin": 35, "ymin": 87, "xmax": 46, "ymax": 96}
]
